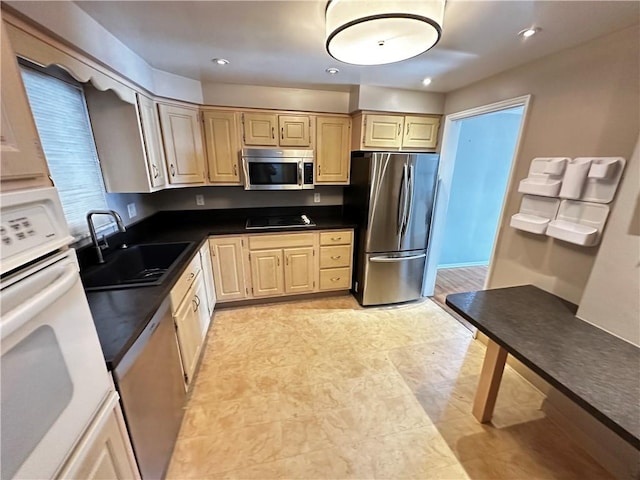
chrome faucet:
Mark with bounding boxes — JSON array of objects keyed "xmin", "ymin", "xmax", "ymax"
[{"xmin": 86, "ymin": 210, "xmax": 127, "ymax": 264}]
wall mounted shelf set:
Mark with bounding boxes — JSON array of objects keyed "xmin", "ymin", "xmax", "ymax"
[{"xmin": 510, "ymin": 157, "xmax": 626, "ymax": 246}]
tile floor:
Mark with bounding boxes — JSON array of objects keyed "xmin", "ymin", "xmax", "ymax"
[{"xmin": 167, "ymin": 295, "xmax": 612, "ymax": 479}]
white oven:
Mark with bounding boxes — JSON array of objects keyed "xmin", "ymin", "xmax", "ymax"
[{"xmin": 0, "ymin": 187, "xmax": 112, "ymax": 479}]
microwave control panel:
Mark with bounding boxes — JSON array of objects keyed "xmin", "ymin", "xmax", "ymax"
[{"xmin": 304, "ymin": 163, "xmax": 314, "ymax": 185}]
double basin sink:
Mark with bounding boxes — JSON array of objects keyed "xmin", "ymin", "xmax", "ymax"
[{"xmin": 81, "ymin": 242, "xmax": 194, "ymax": 292}]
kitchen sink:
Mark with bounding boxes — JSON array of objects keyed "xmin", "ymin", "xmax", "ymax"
[{"xmin": 81, "ymin": 242, "xmax": 194, "ymax": 291}]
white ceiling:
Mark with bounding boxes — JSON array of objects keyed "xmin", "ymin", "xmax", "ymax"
[{"xmin": 74, "ymin": 0, "xmax": 639, "ymax": 93}]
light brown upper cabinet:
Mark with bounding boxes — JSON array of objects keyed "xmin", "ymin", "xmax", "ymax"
[
  {"xmin": 316, "ymin": 116, "xmax": 351, "ymax": 184},
  {"xmin": 278, "ymin": 115, "xmax": 311, "ymax": 147},
  {"xmin": 137, "ymin": 94, "xmax": 167, "ymax": 188},
  {"xmin": 158, "ymin": 103, "xmax": 206, "ymax": 185},
  {"xmin": 242, "ymin": 112, "xmax": 278, "ymax": 146},
  {"xmin": 402, "ymin": 115, "xmax": 440, "ymax": 149},
  {"xmin": 0, "ymin": 22, "xmax": 51, "ymax": 191},
  {"xmin": 241, "ymin": 112, "xmax": 311, "ymax": 147},
  {"xmin": 352, "ymin": 113, "xmax": 441, "ymax": 151},
  {"xmin": 363, "ymin": 114, "xmax": 404, "ymax": 149},
  {"xmin": 85, "ymin": 89, "xmax": 169, "ymax": 193},
  {"xmin": 202, "ymin": 110, "xmax": 241, "ymax": 184}
]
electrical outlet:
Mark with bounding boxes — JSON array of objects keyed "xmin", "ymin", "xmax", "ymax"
[
  {"xmin": 127, "ymin": 203, "xmax": 137, "ymax": 219},
  {"xmin": 195, "ymin": 194, "xmax": 205, "ymax": 206},
  {"xmin": 313, "ymin": 193, "xmax": 321, "ymax": 203}
]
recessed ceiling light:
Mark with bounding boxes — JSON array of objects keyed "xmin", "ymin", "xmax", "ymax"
[
  {"xmin": 212, "ymin": 58, "xmax": 229, "ymax": 65},
  {"xmin": 422, "ymin": 77, "xmax": 432, "ymax": 86},
  {"xmin": 518, "ymin": 27, "xmax": 541, "ymax": 38},
  {"xmin": 325, "ymin": 67, "xmax": 340, "ymax": 75}
]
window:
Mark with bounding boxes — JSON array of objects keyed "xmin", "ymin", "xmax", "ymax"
[{"xmin": 20, "ymin": 63, "xmax": 111, "ymax": 239}]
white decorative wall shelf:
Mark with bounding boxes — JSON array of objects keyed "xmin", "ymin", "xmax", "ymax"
[
  {"xmin": 579, "ymin": 157, "xmax": 626, "ymax": 203},
  {"xmin": 546, "ymin": 200, "xmax": 610, "ymax": 246},
  {"xmin": 518, "ymin": 157, "xmax": 569, "ymax": 197},
  {"xmin": 510, "ymin": 195, "xmax": 561, "ymax": 234},
  {"xmin": 559, "ymin": 158, "xmax": 592, "ymax": 199}
]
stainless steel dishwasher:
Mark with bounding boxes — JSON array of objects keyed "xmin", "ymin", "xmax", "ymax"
[{"xmin": 113, "ymin": 297, "xmax": 186, "ymax": 479}]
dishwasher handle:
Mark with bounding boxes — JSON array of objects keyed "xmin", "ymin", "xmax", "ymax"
[{"xmin": 369, "ymin": 253, "xmax": 426, "ymax": 263}]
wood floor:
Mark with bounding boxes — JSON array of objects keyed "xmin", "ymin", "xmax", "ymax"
[
  {"xmin": 167, "ymin": 295, "xmax": 611, "ymax": 479},
  {"xmin": 431, "ymin": 265, "xmax": 489, "ymax": 331}
]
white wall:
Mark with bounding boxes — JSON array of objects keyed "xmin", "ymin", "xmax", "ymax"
[
  {"xmin": 353, "ymin": 85, "xmax": 445, "ymax": 114},
  {"xmin": 577, "ymin": 138, "xmax": 640, "ymax": 346},
  {"xmin": 3, "ymin": 1, "xmax": 203, "ymax": 103},
  {"xmin": 151, "ymin": 185, "xmax": 343, "ymax": 211},
  {"xmin": 105, "ymin": 192, "xmax": 157, "ymax": 227},
  {"xmin": 444, "ymin": 25, "xmax": 640, "ymax": 304},
  {"xmin": 201, "ymin": 83, "xmax": 350, "ymax": 113}
]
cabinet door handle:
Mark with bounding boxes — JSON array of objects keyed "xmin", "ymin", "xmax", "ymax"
[
  {"xmin": 281, "ymin": 127, "xmax": 284, "ymax": 140},
  {"xmin": 331, "ymin": 277, "xmax": 341, "ymax": 282},
  {"xmin": 286, "ymin": 256, "xmax": 289, "ymax": 266},
  {"xmin": 277, "ymin": 257, "xmax": 280, "ymax": 266},
  {"xmin": 397, "ymin": 124, "xmax": 401, "ymax": 136},
  {"xmin": 192, "ymin": 299, "xmax": 198, "ymax": 312},
  {"xmin": 331, "ymin": 237, "xmax": 342, "ymax": 241},
  {"xmin": 152, "ymin": 164, "xmax": 159, "ymax": 178},
  {"xmin": 271, "ymin": 126, "xmax": 275, "ymax": 139},
  {"xmin": 170, "ymin": 164, "xmax": 176, "ymax": 176},
  {"xmin": 195, "ymin": 295, "xmax": 201, "ymax": 307},
  {"xmin": 406, "ymin": 123, "xmax": 411, "ymax": 135},
  {"xmin": 233, "ymin": 164, "xmax": 238, "ymax": 176},
  {"xmin": 188, "ymin": 272, "xmax": 195, "ymax": 281},
  {"xmin": 331, "ymin": 255, "xmax": 341, "ymax": 260}
]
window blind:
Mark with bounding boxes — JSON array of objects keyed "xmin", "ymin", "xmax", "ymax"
[{"xmin": 20, "ymin": 67, "xmax": 111, "ymax": 238}]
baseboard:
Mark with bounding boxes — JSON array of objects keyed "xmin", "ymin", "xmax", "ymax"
[{"xmin": 437, "ymin": 261, "xmax": 489, "ymax": 269}]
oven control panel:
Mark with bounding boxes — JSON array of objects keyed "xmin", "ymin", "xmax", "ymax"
[
  {"xmin": 0, "ymin": 187, "xmax": 73, "ymax": 275},
  {"xmin": 1, "ymin": 205, "xmax": 58, "ymax": 257}
]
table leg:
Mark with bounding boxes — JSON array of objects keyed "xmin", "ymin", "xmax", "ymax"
[{"xmin": 472, "ymin": 339, "xmax": 508, "ymax": 423}]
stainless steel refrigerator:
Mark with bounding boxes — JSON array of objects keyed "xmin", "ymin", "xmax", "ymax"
[{"xmin": 346, "ymin": 151, "xmax": 439, "ymax": 306}]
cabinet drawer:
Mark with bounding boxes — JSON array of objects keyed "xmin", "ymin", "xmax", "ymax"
[
  {"xmin": 319, "ymin": 267, "xmax": 351, "ymax": 291},
  {"xmin": 320, "ymin": 245, "xmax": 351, "ymax": 268},
  {"xmin": 249, "ymin": 233, "xmax": 315, "ymax": 250},
  {"xmin": 170, "ymin": 254, "xmax": 202, "ymax": 311},
  {"xmin": 320, "ymin": 230, "xmax": 352, "ymax": 246}
]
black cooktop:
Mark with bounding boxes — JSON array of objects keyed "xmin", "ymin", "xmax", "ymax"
[{"xmin": 246, "ymin": 215, "xmax": 315, "ymax": 229}]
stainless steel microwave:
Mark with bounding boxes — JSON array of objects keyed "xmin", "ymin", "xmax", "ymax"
[{"xmin": 241, "ymin": 148, "xmax": 314, "ymax": 191}]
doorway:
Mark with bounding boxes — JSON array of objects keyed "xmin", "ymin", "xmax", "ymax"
[{"xmin": 424, "ymin": 96, "xmax": 530, "ymax": 323}]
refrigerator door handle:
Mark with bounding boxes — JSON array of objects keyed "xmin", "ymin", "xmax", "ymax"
[
  {"xmin": 370, "ymin": 253, "xmax": 427, "ymax": 262},
  {"xmin": 397, "ymin": 163, "xmax": 408, "ymax": 235},
  {"xmin": 402, "ymin": 163, "xmax": 415, "ymax": 236}
]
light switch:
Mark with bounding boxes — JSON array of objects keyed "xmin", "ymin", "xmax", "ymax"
[
  {"xmin": 196, "ymin": 194, "xmax": 205, "ymax": 206},
  {"xmin": 314, "ymin": 193, "xmax": 321, "ymax": 203}
]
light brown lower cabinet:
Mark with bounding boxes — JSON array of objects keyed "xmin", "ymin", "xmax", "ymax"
[
  {"xmin": 57, "ymin": 394, "xmax": 140, "ymax": 480},
  {"xmin": 211, "ymin": 229, "xmax": 353, "ymax": 303},
  {"xmin": 173, "ymin": 273, "xmax": 205, "ymax": 385},
  {"xmin": 209, "ymin": 236, "xmax": 249, "ymax": 301}
]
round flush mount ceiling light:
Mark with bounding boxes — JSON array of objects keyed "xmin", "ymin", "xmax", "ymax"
[
  {"xmin": 325, "ymin": 0, "xmax": 445, "ymax": 66},
  {"xmin": 518, "ymin": 27, "xmax": 541, "ymax": 38},
  {"xmin": 325, "ymin": 67, "xmax": 340, "ymax": 74},
  {"xmin": 422, "ymin": 77, "xmax": 432, "ymax": 86},
  {"xmin": 212, "ymin": 58, "xmax": 230, "ymax": 65}
]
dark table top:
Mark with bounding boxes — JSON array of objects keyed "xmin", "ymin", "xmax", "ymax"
[
  {"xmin": 446, "ymin": 285, "xmax": 640, "ymax": 449},
  {"xmin": 83, "ymin": 207, "xmax": 356, "ymax": 370}
]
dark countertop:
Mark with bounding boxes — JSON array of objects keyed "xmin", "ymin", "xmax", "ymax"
[
  {"xmin": 83, "ymin": 206, "xmax": 356, "ymax": 371},
  {"xmin": 445, "ymin": 285, "xmax": 640, "ymax": 449}
]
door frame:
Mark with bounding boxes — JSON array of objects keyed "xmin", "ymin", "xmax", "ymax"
[{"xmin": 423, "ymin": 95, "xmax": 532, "ymax": 296}]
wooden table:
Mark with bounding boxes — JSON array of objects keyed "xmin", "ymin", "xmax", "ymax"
[{"xmin": 446, "ymin": 285, "xmax": 640, "ymax": 449}]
